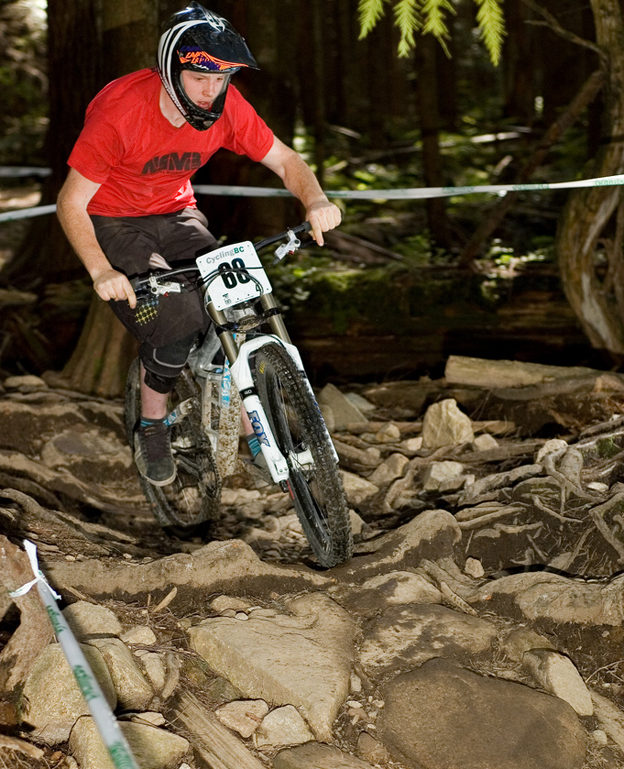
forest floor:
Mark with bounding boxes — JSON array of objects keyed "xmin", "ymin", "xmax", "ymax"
[
  {"xmin": 2, "ymin": 357, "xmax": 624, "ymax": 767},
  {"xmin": 6, "ymin": 185, "xmax": 624, "ymax": 769}
]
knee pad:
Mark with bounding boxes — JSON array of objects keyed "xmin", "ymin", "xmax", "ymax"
[
  {"xmin": 140, "ymin": 332, "xmax": 197, "ymax": 394},
  {"xmin": 143, "ymin": 369, "xmax": 178, "ymax": 394}
]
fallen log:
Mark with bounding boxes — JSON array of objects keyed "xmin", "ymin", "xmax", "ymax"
[
  {"xmin": 171, "ymin": 690, "xmax": 267, "ymax": 769},
  {"xmin": 445, "ymin": 355, "xmax": 602, "ymax": 390}
]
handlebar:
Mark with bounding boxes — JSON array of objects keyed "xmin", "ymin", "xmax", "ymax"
[
  {"xmin": 129, "ymin": 222, "xmax": 313, "ymax": 294},
  {"xmin": 254, "ymin": 221, "xmax": 311, "ymax": 252}
]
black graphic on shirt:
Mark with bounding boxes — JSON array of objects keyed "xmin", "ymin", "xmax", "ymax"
[{"xmin": 141, "ymin": 152, "xmax": 201, "ymax": 175}]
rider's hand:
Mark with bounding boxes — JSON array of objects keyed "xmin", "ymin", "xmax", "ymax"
[
  {"xmin": 93, "ymin": 268, "xmax": 137, "ymax": 309},
  {"xmin": 306, "ymin": 199, "xmax": 341, "ymax": 247}
]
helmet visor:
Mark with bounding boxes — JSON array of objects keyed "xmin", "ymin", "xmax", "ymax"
[{"xmin": 177, "ymin": 46, "xmax": 242, "ymax": 73}]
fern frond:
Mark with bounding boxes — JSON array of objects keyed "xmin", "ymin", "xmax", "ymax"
[
  {"xmin": 359, "ymin": 0, "xmax": 387, "ymax": 40},
  {"xmin": 394, "ymin": 0, "xmax": 422, "ymax": 57},
  {"xmin": 421, "ymin": 0, "xmax": 454, "ymax": 39},
  {"xmin": 473, "ymin": 0, "xmax": 505, "ymax": 66}
]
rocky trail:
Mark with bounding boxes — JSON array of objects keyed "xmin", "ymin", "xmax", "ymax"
[{"xmin": 3, "ymin": 354, "xmax": 624, "ymax": 768}]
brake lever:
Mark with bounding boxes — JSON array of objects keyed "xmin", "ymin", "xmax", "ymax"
[
  {"xmin": 130, "ymin": 273, "xmax": 185, "ymax": 298},
  {"xmin": 147, "ymin": 276, "xmax": 183, "ymax": 296},
  {"xmin": 272, "ymin": 229, "xmax": 302, "ymax": 265}
]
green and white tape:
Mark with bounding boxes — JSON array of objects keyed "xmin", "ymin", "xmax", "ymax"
[
  {"xmin": 10, "ymin": 540, "xmax": 140, "ymax": 769},
  {"xmin": 2, "ymin": 172, "xmax": 624, "ymax": 223},
  {"xmin": 194, "ymin": 172, "xmax": 624, "ymax": 199}
]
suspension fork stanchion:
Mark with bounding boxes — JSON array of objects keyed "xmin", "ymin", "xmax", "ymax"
[
  {"xmin": 207, "ymin": 304, "xmax": 239, "ymax": 363},
  {"xmin": 260, "ymin": 294, "xmax": 291, "ymax": 344}
]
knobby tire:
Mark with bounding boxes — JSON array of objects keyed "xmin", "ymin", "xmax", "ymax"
[
  {"xmin": 254, "ymin": 343, "xmax": 353, "ymax": 567},
  {"xmin": 124, "ymin": 358, "xmax": 221, "ymax": 531}
]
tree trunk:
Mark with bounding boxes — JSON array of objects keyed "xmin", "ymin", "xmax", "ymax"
[
  {"xmin": 58, "ymin": 0, "xmax": 158, "ymax": 396},
  {"xmin": 557, "ymin": 0, "xmax": 624, "ymax": 354},
  {"xmin": 310, "ymin": 0, "xmax": 327, "ymax": 187},
  {"xmin": 503, "ymin": 0, "xmax": 536, "ymax": 124},
  {"xmin": 60, "ymin": 299, "xmax": 138, "ymax": 396},
  {"xmin": 541, "ymin": 0, "xmax": 594, "ymax": 126},
  {"xmin": 194, "ymin": 0, "xmax": 300, "ymax": 240},
  {"xmin": 0, "ymin": 0, "xmax": 101, "ymax": 288},
  {"xmin": 436, "ymin": 29, "xmax": 457, "ymax": 132},
  {"xmin": 416, "ymin": 34, "xmax": 450, "ymax": 248}
]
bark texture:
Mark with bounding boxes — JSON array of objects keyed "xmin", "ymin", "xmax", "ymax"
[{"xmin": 557, "ymin": 0, "xmax": 624, "ymax": 353}]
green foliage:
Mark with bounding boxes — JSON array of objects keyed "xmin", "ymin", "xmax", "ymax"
[
  {"xmin": 0, "ymin": 0, "xmax": 48, "ymax": 165},
  {"xmin": 358, "ymin": 0, "xmax": 505, "ymax": 65},
  {"xmin": 358, "ymin": 0, "xmax": 388, "ymax": 39},
  {"xmin": 421, "ymin": 0, "xmax": 454, "ymax": 55},
  {"xmin": 598, "ymin": 437, "xmax": 620, "ymax": 460},
  {"xmin": 473, "ymin": 0, "xmax": 505, "ymax": 67},
  {"xmin": 393, "ymin": 0, "xmax": 421, "ymax": 58}
]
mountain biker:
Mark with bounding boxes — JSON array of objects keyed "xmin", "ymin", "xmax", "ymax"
[{"xmin": 56, "ymin": 2, "xmax": 341, "ymax": 487}]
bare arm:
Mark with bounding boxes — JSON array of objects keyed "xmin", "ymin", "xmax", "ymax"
[
  {"xmin": 56, "ymin": 168, "xmax": 136, "ymax": 308},
  {"xmin": 260, "ymin": 136, "xmax": 341, "ymax": 246}
]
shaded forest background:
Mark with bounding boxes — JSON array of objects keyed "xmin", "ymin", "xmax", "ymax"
[{"xmin": 0, "ymin": 0, "xmax": 622, "ymax": 395}]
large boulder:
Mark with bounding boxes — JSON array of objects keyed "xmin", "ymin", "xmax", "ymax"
[
  {"xmin": 21, "ymin": 643, "xmax": 116, "ymax": 744},
  {"xmin": 380, "ymin": 658, "xmax": 586, "ymax": 769}
]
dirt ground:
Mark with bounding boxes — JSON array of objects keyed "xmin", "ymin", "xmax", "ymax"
[
  {"xmin": 1, "ymin": 182, "xmax": 624, "ymax": 765},
  {"xmin": 1, "ymin": 366, "xmax": 624, "ymax": 766}
]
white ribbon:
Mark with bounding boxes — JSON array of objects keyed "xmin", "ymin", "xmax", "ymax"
[{"xmin": 8, "ymin": 540, "xmax": 61, "ymax": 600}]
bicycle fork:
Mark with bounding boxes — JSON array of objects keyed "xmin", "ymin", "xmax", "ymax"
[
  {"xmin": 231, "ymin": 336, "xmax": 295, "ymax": 484},
  {"xmin": 207, "ymin": 299, "xmax": 337, "ymax": 485}
]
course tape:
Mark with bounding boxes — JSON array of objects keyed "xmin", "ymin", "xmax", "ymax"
[
  {"xmin": 2, "ymin": 173, "xmax": 624, "ymax": 223},
  {"xmin": 0, "ymin": 166, "xmax": 51, "ymax": 178},
  {"xmin": 195, "ymin": 173, "xmax": 624, "ymax": 199},
  {"xmin": 0, "ymin": 204, "xmax": 56, "ymax": 223},
  {"xmin": 12, "ymin": 540, "xmax": 140, "ymax": 769}
]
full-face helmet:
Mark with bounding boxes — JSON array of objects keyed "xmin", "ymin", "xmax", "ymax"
[{"xmin": 157, "ymin": 2, "xmax": 258, "ymax": 131}]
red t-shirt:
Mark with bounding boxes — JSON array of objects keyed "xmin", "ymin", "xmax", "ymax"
[{"xmin": 68, "ymin": 69, "xmax": 275, "ymax": 217}]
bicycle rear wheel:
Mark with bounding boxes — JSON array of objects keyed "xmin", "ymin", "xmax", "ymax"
[
  {"xmin": 253, "ymin": 343, "xmax": 352, "ymax": 567},
  {"xmin": 124, "ymin": 358, "xmax": 221, "ymax": 530}
]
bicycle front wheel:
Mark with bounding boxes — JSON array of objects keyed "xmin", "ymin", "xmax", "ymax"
[
  {"xmin": 253, "ymin": 343, "xmax": 352, "ymax": 567},
  {"xmin": 124, "ymin": 358, "xmax": 221, "ymax": 531}
]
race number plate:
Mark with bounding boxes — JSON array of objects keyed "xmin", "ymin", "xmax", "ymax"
[{"xmin": 196, "ymin": 241, "xmax": 272, "ymax": 311}]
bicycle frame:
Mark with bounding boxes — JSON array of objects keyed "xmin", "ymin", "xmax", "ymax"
[{"xmin": 134, "ymin": 224, "xmax": 336, "ymax": 486}]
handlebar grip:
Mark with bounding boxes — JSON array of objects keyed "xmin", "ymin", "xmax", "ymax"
[
  {"xmin": 130, "ymin": 276, "xmax": 152, "ymax": 292},
  {"xmin": 292, "ymin": 222, "xmax": 312, "ymax": 235}
]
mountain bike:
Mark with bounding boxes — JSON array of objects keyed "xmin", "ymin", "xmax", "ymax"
[{"xmin": 124, "ymin": 223, "xmax": 353, "ymax": 568}]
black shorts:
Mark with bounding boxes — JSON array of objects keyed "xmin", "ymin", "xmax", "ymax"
[{"xmin": 91, "ymin": 207, "xmax": 217, "ymax": 351}]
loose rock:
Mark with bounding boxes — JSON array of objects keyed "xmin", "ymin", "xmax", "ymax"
[
  {"xmin": 360, "ymin": 604, "xmax": 498, "ymax": 675},
  {"xmin": 274, "ymin": 740, "xmax": 375, "ymax": 768},
  {"xmin": 421, "ymin": 399, "xmax": 474, "ymax": 449},
  {"xmin": 215, "ymin": 699, "xmax": 269, "ymax": 739},
  {"xmin": 254, "ymin": 705, "xmax": 314, "ymax": 749},
  {"xmin": 22, "ymin": 644, "xmax": 116, "ymax": 744},
  {"xmin": 522, "ymin": 650, "xmax": 593, "ymax": 716},
  {"xmin": 69, "ymin": 717, "xmax": 189, "ymax": 769}
]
